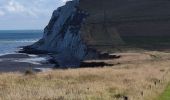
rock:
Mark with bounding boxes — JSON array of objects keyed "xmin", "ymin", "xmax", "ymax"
[
  {"xmin": 23, "ymin": 0, "xmax": 99, "ymax": 67},
  {"xmin": 33, "ymin": 68, "xmax": 53, "ymax": 72},
  {"xmin": 80, "ymin": 0, "xmax": 170, "ymax": 36},
  {"xmin": 22, "ymin": 0, "xmax": 170, "ymax": 68},
  {"xmin": 79, "ymin": 0, "xmax": 124, "ymax": 48},
  {"xmin": 21, "ymin": 0, "xmax": 124, "ymax": 67}
]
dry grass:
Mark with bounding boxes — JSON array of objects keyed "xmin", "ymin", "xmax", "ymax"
[{"xmin": 0, "ymin": 51, "xmax": 170, "ymax": 100}]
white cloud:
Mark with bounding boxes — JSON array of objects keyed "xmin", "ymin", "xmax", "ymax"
[
  {"xmin": 0, "ymin": 0, "xmax": 69, "ymax": 29},
  {"xmin": 0, "ymin": 0, "xmax": 67, "ymax": 17},
  {"xmin": 5, "ymin": 0, "xmax": 24, "ymax": 12},
  {"xmin": 4, "ymin": 0, "xmax": 38, "ymax": 17}
]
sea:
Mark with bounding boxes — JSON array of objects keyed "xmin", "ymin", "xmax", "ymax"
[{"xmin": 0, "ymin": 30, "xmax": 43, "ymax": 55}]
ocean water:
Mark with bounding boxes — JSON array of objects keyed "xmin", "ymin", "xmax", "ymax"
[{"xmin": 0, "ymin": 30, "xmax": 43, "ymax": 55}]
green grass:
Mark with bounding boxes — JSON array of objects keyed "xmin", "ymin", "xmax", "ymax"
[{"xmin": 158, "ymin": 84, "xmax": 170, "ymax": 100}]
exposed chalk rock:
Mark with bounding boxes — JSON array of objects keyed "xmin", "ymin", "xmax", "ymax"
[
  {"xmin": 22, "ymin": 0, "xmax": 99, "ymax": 67},
  {"xmin": 21, "ymin": 0, "xmax": 124, "ymax": 67}
]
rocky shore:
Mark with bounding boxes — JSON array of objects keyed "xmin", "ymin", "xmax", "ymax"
[{"xmin": 0, "ymin": 53, "xmax": 54, "ymax": 72}]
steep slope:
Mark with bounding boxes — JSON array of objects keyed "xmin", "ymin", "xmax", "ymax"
[
  {"xmin": 79, "ymin": 0, "xmax": 170, "ymax": 36},
  {"xmin": 22, "ymin": 0, "xmax": 99, "ymax": 67}
]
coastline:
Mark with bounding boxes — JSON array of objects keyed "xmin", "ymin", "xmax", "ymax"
[
  {"xmin": 0, "ymin": 51, "xmax": 170, "ymax": 100},
  {"xmin": 0, "ymin": 53, "xmax": 54, "ymax": 73}
]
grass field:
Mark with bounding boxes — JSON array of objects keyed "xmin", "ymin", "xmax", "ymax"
[
  {"xmin": 0, "ymin": 51, "xmax": 170, "ymax": 100},
  {"xmin": 158, "ymin": 84, "xmax": 170, "ymax": 100}
]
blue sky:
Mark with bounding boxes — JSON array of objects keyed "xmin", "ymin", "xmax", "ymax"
[{"xmin": 0, "ymin": 0, "xmax": 68, "ymax": 30}]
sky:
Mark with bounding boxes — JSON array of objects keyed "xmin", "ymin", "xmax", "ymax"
[{"xmin": 0, "ymin": 0, "xmax": 68, "ymax": 30}]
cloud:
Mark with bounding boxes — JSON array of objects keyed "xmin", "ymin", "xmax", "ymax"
[
  {"xmin": 3, "ymin": 0, "xmax": 38, "ymax": 17},
  {"xmin": 0, "ymin": 0, "xmax": 68, "ymax": 17},
  {"xmin": 0, "ymin": 0, "xmax": 70, "ymax": 29},
  {"xmin": 5, "ymin": 0, "xmax": 24, "ymax": 12}
]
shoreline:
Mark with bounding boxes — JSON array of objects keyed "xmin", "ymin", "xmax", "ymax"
[
  {"xmin": 0, "ymin": 53, "xmax": 55, "ymax": 73},
  {"xmin": 0, "ymin": 51, "xmax": 170, "ymax": 100}
]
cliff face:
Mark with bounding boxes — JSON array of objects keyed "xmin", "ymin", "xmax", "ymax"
[
  {"xmin": 26, "ymin": 0, "xmax": 99, "ymax": 67},
  {"xmin": 79, "ymin": 0, "xmax": 170, "ymax": 36},
  {"xmin": 23, "ymin": 0, "xmax": 170, "ymax": 67},
  {"xmin": 22, "ymin": 0, "xmax": 124, "ymax": 67},
  {"xmin": 79, "ymin": 0, "xmax": 124, "ymax": 46}
]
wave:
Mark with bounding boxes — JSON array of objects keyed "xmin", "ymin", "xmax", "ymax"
[{"xmin": 0, "ymin": 39, "xmax": 39, "ymax": 43}]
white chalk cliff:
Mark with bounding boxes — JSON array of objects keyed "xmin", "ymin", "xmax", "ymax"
[
  {"xmin": 22, "ymin": 0, "xmax": 123, "ymax": 67},
  {"xmin": 23, "ymin": 0, "xmax": 98, "ymax": 67}
]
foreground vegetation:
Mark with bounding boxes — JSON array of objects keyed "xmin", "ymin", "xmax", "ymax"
[
  {"xmin": 158, "ymin": 84, "xmax": 170, "ymax": 100},
  {"xmin": 0, "ymin": 51, "xmax": 170, "ymax": 100}
]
